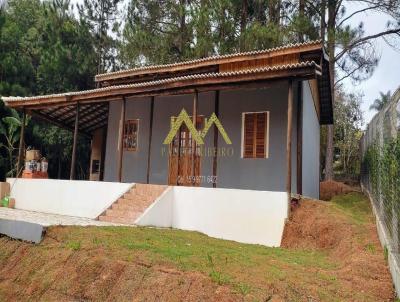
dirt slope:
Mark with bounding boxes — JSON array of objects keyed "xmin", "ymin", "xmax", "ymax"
[
  {"xmin": 282, "ymin": 194, "xmax": 393, "ymax": 300},
  {"xmin": 0, "ymin": 192, "xmax": 395, "ymax": 301}
]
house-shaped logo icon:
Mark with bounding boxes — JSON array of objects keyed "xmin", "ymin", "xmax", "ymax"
[{"xmin": 163, "ymin": 109, "xmax": 232, "ymax": 145}]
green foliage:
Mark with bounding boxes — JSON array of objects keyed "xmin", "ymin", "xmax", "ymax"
[
  {"xmin": 77, "ymin": 0, "xmax": 121, "ymax": 73},
  {"xmin": 333, "ymin": 90, "xmax": 364, "ymax": 177},
  {"xmin": 363, "ymin": 136, "xmax": 400, "ymax": 238},
  {"xmin": 369, "ymin": 91, "xmax": 392, "ymax": 112},
  {"xmin": 0, "ymin": 0, "xmax": 96, "ymax": 181},
  {"xmin": 321, "ymin": 88, "xmax": 363, "ymax": 179},
  {"xmin": 0, "ymin": 109, "xmax": 30, "ymax": 177},
  {"xmin": 119, "ymin": 0, "xmax": 321, "ymax": 67}
]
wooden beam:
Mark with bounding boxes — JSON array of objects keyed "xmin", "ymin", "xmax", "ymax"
[
  {"xmin": 50, "ymin": 105, "xmax": 77, "ymax": 119},
  {"xmin": 191, "ymin": 90, "xmax": 198, "ymax": 184},
  {"xmin": 74, "ymin": 66, "xmax": 320, "ymax": 103},
  {"xmin": 6, "ymin": 65, "xmax": 319, "ymax": 108},
  {"xmin": 146, "ymin": 96, "xmax": 155, "ymax": 184},
  {"xmin": 101, "ymin": 65, "xmax": 219, "ymax": 87},
  {"xmin": 16, "ymin": 108, "xmax": 26, "ymax": 177},
  {"xmin": 99, "ymin": 102, "xmax": 109, "ymax": 181},
  {"xmin": 28, "ymin": 109, "xmax": 91, "ymax": 139},
  {"xmin": 62, "ymin": 104, "xmax": 103, "ymax": 124},
  {"xmin": 70, "ymin": 103, "xmax": 80, "ymax": 180},
  {"xmin": 84, "ymin": 119, "xmax": 108, "ymax": 133},
  {"xmin": 95, "ymin": 42, "xmax": 321, "ymax": 82},
  {"xmin": 79, "ymin": 111, "xmax": 108, "ymax": 131},
  {"xmin": 286, "ymin": 80, "xmax": 294, "ymax": 213},
  {"xmin": 44, "ymin": 105, "xmax": 68, "ymax": 117},
  {"xmin": 117, "ymin": 97, "xmax": 126, "ymax": 182},
  {"xmin": 212, "ymin": 91, "xmax": 219, "ymax": 188},
  {"xmin": 296, "ymin": 82, "xmax": 303, "ymax": 195}
]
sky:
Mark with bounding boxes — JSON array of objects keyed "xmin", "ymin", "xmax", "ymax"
[{"xmin": 341, "ymin": 2, "xmax": 400, "ymax": 125}]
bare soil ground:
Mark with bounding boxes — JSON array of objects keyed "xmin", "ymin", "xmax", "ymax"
[
  {"xmin": 282, "ymin": 193, "xmax": 394, "ymax": 301},
  {"xmin": 0, "ymin": 191, "xmax": 394, "ymax": 301},
  {"xmin": 320, "ymin": 180, "xmax": 356, "ymax": 201}
]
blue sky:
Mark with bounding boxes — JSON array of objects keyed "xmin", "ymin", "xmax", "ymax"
[{"xmin": 342, "ymin": 2, "xmax": 400, "ymax": 125}]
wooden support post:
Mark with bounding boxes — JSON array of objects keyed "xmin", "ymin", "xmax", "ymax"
[
  {"xmin": 286, "ymin": 80, "xmax": 294, "ymax": 211},
  {"xmin": 212, "ymin": 91, "xmax": 219, "ymax": 188},
  {"xmin": 117, "ymin": 97, "xmax": 126, "ymax": 182},
  {"xmin": 16, "ymin": 108, "xmax": 26, "ymax": 177},
  {"xmin": 146, "ymin": 96, "xmax": 155, "ymax": 184},
  {"xmin": 70, "ymin": 103, "xmax": 80, "ymax": 180},
  {"xmin": 191, "ymin": 90, "xmax": 198, "ymax": 184},
  {"xmin": 296, "ymin": 82, "xmax": 303, "ymax": 195},
  {"xmin": 176, "ymin": 125, "xmax": 182, "ymax": 186},
  {"xmin": 99, "ymin": 103, "xmax": 109, "ymax": 181}
]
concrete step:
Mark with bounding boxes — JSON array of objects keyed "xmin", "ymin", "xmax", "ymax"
[
  {"xmin": 134, "ymin": 184, "xmax": 167, "ymax": 196},
  {"xmin": 123, "ymin": 193, "xmax": 152, "ymax": 201},
  {"xmin": 112, "ymin": 202, "xmax": 145, "ymax": 212},
  {"xmin": 97, "ymin": 184, "xmax": 167, "ymax": 225},
  {"xmin": 98, "ymin": 215, "xmax": 137, "ymax": 225},
  {"xmin": 105, "ymin": 208, "xmax": 143, "ymax": 219},
  {"xmin": 117, "ymin": 198, "xmax": 152, "ymax": 208}
]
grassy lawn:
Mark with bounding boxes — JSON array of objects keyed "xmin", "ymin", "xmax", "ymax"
[{"xmin": 0, "ymin": 192, "xmax": 394, "ymax": 301}]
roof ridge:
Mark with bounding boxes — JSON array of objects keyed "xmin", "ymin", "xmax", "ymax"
[{"xmin": 95, "ymin": 40, "xmax": 322, "ymax": 80}]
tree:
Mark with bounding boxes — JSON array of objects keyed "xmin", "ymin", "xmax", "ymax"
[
  {"xmin": 78, "ymin": 0, "xmax": 121, "ymax": 74},
  {"xmin": 313, "ymin": 0, "xmax": 400, "ymax": 180},
  {"xmin": 369, "ymin": 90, "xmax": 392, "ymax": 111},
  {"xmin": 37, "ymin": 0, "xmax": 97, "ymax": 93},
  {"xmin": 119, "ymin": 0, "xmax": 321, "ymax": 67},
  {"xmin": 0, "ymin": 109, "xmax": 29, "ymax": 177},
  {"xmin": 334, "ymin": 89, "xmax": 363, "ymax": 177},
  {"xmin": 0, "ymin": 0, "xmax": 96, "ymax": 181}
]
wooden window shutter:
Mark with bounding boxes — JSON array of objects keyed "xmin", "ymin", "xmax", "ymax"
[
  {"xmin": 243, "ymin": 112, "xmax": 268, "ymax": 158},
  {"xmin": 255, "ymin": 113, "xmax": 267, "ymax": 158},
  {"xmin": 244, "ymin": 114, "xmax": 255, "ymax": 158}
]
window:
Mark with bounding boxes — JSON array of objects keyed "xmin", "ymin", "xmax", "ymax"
[
  {"xmin": 241, "ymin": 112, "xmax": 269, "ymax": 158},
  {"xmin": 123, "ymin": 119, "xmax": 139, "ymax": 151}
]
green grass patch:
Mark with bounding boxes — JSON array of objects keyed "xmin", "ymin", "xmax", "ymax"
[
  {"xmin": 364, "ymin": 243, "xmax": 376, "ymax": 254},
  {"xmin": 57, "ymin": 225, "xmax": 335, "ymax": 299},
  {"xmin": 330, "ymin": 192, "xmax": 372, "ymax": 224},
  {"xmin": 65, "ymin": 240, "xmax": 81, "ymax": 251},
  {"xmin": 0, "ymin": 190, "xmax": 389, "ymax": 302},
  {"xmin": 384, "ymin": 245, "xmax": 389, "ymax": 261}
]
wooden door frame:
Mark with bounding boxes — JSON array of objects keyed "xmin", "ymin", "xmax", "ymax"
[{"xmin": 167, "ymin": 115, "xmax": 204, "ymax": 186}]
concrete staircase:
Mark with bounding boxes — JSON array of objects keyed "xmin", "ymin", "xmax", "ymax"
[{"xmin": 98, "ymin": 184, "xmax": 167, "ymax": 224}]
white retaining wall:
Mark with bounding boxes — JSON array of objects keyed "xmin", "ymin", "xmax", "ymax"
[
  {"xmin": 6, "ymin": 179, "xmax": 133, "ymax": 219},
  {"xmin": 136, "ymin": 186, "xmax": 288, "ymax": 247}
]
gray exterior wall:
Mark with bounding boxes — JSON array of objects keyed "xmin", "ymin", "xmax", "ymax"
[
  {"xmin": 216, "ymin": 83, "xmax": 297, "ymax": 192},
  {"xmin": 301, "ymin": 81, "xmax": 320, "ymax": 198},
  {"xmin": 103, "ymin": 82, "xmax": 315, "ymax": 193}
]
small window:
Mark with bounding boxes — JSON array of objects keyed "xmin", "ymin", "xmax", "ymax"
[
  {"xmin": 123, "ymin": 119, "xmax": 139, "ymax": 151},
  {"xmin": 241, "ymin": 112, "xmax": 269, "ymax": 158}
]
